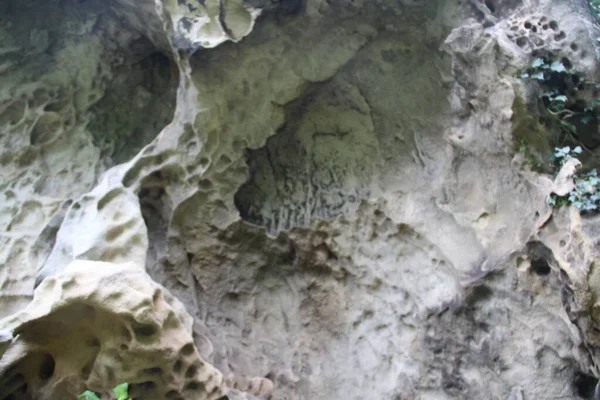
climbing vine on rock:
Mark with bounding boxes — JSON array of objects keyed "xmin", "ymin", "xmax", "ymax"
[
  {"xmin": 588, "ymin": 0, "xmax": 600, "ymax": 23},
  {"xmin": 520, "ymin": 54, "xmax": 600, "ymax": 211}
]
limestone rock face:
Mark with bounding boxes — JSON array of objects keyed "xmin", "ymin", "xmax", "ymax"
[
  {"xmin": 3, "ymin": 0, "xmax": 600, "ymax": 399},
  {"xmin": 0, "ymin": 261, "xmax": 228, "ymax": 400}
]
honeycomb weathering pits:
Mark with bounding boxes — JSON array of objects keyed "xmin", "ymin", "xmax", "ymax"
[
  {"xmin": 0, "ymin": 261, "xmax": 228, "ymax": 400},
  {"xmin": 3, "ymin": 0, "xmax": 600, "ymax": 399}
]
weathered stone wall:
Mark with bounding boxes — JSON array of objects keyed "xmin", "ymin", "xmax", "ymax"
[{"xmin": 2, "ymin": 0, "xmax": 600, "ymax": 399}]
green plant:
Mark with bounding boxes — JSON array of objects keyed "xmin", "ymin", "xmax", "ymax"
[
  {"xmin": 547, "ymin": 146, "xmax": 600, "ymax": 211},
  {"xmin": 519, "ymin": 56, "xmax": 590, "ymax": 147},
  {"xmin": 589, "ymin": 0, "xmax": 600, "ymax": 23},
  {"xmin": 518, "ymin": 137, "xmax": 528, "ymax": 152},
  {"xmin": 78, "ymin": 383, "xmax": 131, "ymax": 400},
  {"xmin": 551, "ymin": 145, "xmax": 582, "ymax": 166}
]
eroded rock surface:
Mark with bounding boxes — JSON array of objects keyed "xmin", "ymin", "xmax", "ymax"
[{"xmin": 3, "ymin": 0, "xmax": 600, "ymax": 399}]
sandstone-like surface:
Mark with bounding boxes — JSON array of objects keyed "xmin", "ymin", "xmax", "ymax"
[
  {"xmin": 3, "ymin": 0, "xmax": 600, "ymax": 399},
  {"xmin": 0, "ymin": 260, "xmax": 228, "ymax": 400}
]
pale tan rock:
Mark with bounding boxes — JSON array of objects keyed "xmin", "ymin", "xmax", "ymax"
[
  {"xmin": 552, "ymin": 157, "xmax": 582, "ymax": 197},
  {"xmin": 0, "ymin": 260, "xmax": 227, "ymax": 400},
  {"xmin": 1, "ymin": 0, "xmax": 600, "ymax": 400}
]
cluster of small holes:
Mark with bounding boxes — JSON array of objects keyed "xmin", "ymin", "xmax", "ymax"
[{"xmin": 505, "ymin": 16, "xmax": 572, "ymax": 54}]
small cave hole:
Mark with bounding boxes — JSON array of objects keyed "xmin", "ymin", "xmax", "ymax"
[
  {"xmin": 185, "ymin": 365, "xmax": 197, "ymax": 379},
  {"xmin": 465, "ymin": 285, "xmax": 493, "ymax": 305},
  {"xmin": 133, "ymin": 323, "xmax": 157, "ymax": 338},
  {"xmin": 524, "ymin": 21, "xmax": 532, "ymax": 29},
  {"xmin": 173, "ymin": 360, "xmax": 182, "ymax": 374},
  {"xmin": 38, "ymin": 354, "xmax": 55, "ymax": 380},
  {"xmin": 549, "ymin": 20, "xmax": 559, "ymax": 31},
  {"xmin": 554, "ymin": 31, "xmax": 566, "ymax": 41},
  {"xmin": 516, "ymin": 37, "xmax": 528, "ymax": 47},
  {"xmin": 184, "ymin": 381, "xmax": 203, "ymax": 392},
  {"xmin": 571, "ymin": 43, "xmax": 579, "ymax": 52},
  {"xmin": 561, "ymin": 57, "xmax": 573, "ymax": 70},
  {"xmin": 180, "ymin": 343, "xmax": 194, "ymax": 356},
  {"xmin": 530, "ymin": 258, "xmax": 551, "ymax": 276},
  {"xmin": 573, "ymin": 371, "xmax": 598, "ymax": 398}
]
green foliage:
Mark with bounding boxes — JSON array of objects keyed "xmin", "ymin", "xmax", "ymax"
[
  {"xmin": 552, "ymin": 145, "xmax": 582, "ymax": 166},
  {"xmin": 519, "ymin": 55, "xmax": 600, "ymax": 212},
  {"xmin": 113, "ymin": 383, "xmax": 130, "ymax": 400},
  {"xmin": 519, "ymin": 56, "xmax": 592, "ymax": 146},
  {"xmin": 518, "ymin": 8, "xmax": 600, "ymax": 213},
  {"xmin": 77, "ymin": 383, "xmax": 131, "ymax": 400},
  {"xmin": 77, "ymin": 391, "xmax": 101, "ymax": 400},
  {"xmin": 518, "ymin": 137, "xmax": 528, "ymax": 153},
  {"xmin": 589, "ymin": 0, "xmax": 600, "ymax": 23},
  {"xmin": 547, "ymin": 146, "xmax": 600, "ymax": 212}
]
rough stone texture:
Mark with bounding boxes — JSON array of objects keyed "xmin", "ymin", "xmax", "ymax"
[
  {"xmin": 3, "ymin": 0, "xmax": 600, "ymax": 399},
  {"xmin": 0, "ymin": 260, "xmax": 228, "ymax": 400}
]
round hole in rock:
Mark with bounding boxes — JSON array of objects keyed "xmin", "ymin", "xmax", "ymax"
[
  {"xmin": 184, "ymin": 381, "xmax": 203, "ymax": 391},
  {"xmin": 133, "ymin": 323, "xmax": 157, "ymax": 338},
  {"xmin": 524, "ymin": 21, "xmax": 532, "ymax": 29},
  {"xmin": 38, "ymin": 353, "xmax": 55, "ymax": 380},
  {"xmin": 173, "ymin": 360, "xmax": 182, "ymax": 373},
  {"xmin": 530, "ymin": 259, "xmax": 551, "ymax": 276},
  {"xmin": 180, "ymin": 343, "xmax": 194, "ymax": 356},
  {"xmin": 185, "ymin": 365, "xmax": 197, "ymax": 379},
  {"xmin": 561, "ymin": 57, "xmax": 573, "ymax": 70},
  {"xmin": 573, "ymin": 371, "xmax": 597, "ymax": 398},
  {"xmin": 516, "ymin": 37, "xmax": 527, "ymax": 47}
]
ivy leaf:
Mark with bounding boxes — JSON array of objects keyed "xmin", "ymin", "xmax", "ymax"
[
  {"xmin": 559, "ymin": 120, "xmax": 577, "ymax": 134},
  {"xmin": 520, "ymin": 73, "xmax": 530, "ymax": 79},
  {"xmin": 78, "ymin": 391, "xmax": 101, "ymax": 400},
  {"xmin": 532, "ymin": 71, "xmax": 545, "ymax": 80},
  {"xmin": 531, "ymin": 58, "xmax": 545, "ymax": 68},
  {"xmin": 550, "ymin": 61, "xmax": 567, "ymax": 72},
  {"xmin": 573, "ymin": 146, "xmax": 583, "ymax": 154},
  {"xmin": 581, "ymin": 114, "xmax": 595, "ymax": 124},
  {"xmin": 113, "ymin": 383, "xmax": 130, "ymax": 400},
  {"xmin": 553, "ymin": 95, "xmax": 568, "ymax": 102}
]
